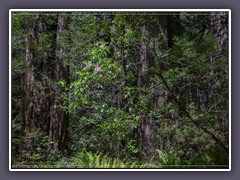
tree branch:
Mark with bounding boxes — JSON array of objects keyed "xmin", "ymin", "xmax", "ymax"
[{"xmin": 156, "ymin": 69, "xmax": 229, "ymax": 154}]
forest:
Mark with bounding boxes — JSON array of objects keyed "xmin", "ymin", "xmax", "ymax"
[{"xmin": 11, "ymin": 11, "xmax": 229, "ymax": 169}]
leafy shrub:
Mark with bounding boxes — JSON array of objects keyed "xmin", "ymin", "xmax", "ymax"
[
  {"xmin": 20, "ymin": 128, "xmax": 53, "ymax": 162},
  {"xmin": 12, "ymin": 121, "xmax": 22, "ymax": 159}
]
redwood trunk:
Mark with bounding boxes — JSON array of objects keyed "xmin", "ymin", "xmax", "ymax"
[{"xmin": 49, "ymin": 14, "xmax": 69, "ymax": 151}]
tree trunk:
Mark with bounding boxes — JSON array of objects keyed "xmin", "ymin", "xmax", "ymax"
[
  {"xmin": 209, "ymin": 12, "xmax": 229, "ymax": 147},
  {"xmin": 49, "ymin": 14, "xmax": 70, "ymax": 151},
  {"xmin": 22, "ymin": 14, "xmax": 50, "ymax": 133},
  {"xmin": 21, "ymin": 13, "xmax": 69, "ymax": 154},
  {"xmin": 137, "ymin": 15, "xmax": 181, "ymax": 160},
  {"xmin": 137, "ymin": 24, "xmax": 155, "ymax": 161},
  {"xmin": 22, "ymin": 30, "xmax": 35, "ymax": 133}
]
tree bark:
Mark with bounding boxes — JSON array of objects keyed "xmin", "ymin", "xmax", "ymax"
[
  {"xmin": 137, "ymin": 24, "xmax": 155, "ymax": 160},
  {"xmin": 21, "ymin": 13, "xmax": 69, "ymax": 154},
  {"xmin": 49, "ymin": 14, "xmax": 70, "ymax": 151},
  {"xmin": 136, "ymin": 15, "xmax": 181, "ymax": 160},
  {"xmin": 22, "ymin": 14, "xmax": 50, "ymax": 133}
]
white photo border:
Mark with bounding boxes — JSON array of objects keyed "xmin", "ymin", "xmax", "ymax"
[{"xmin": 9, "ymin": 9, "xmax": 231, "ymax": 171}]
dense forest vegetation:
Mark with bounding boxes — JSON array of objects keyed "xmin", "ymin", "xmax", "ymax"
[{"xmin": 11, "ymin": 11, "xmax": 229, "ymax": 169}]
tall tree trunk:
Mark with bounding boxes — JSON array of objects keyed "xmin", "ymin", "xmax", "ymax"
[
  {"xmin": 137, "ymin": 24, "xmax": 155, "ymax": 161},
  {"xmin": 209, "ymin": 12, "xmax": 229, "ymax": 147},
  {"xmin": 21, "ymin": 13, "xmax": 69, "ymax": 155},
  {"xmin": 137, "ymin": 15, "xmax": 181, "ymax": 160},
  {"xmin": 21, "ymin": 14, "xmax": 50, "ymax": 133},
  {"xmin": 22, "ymin": 28, "xmax": 35, "ymax": 133},
  {"xmin": 49, "ymin": 14, "xmax": 69, "ymax": 151}
]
